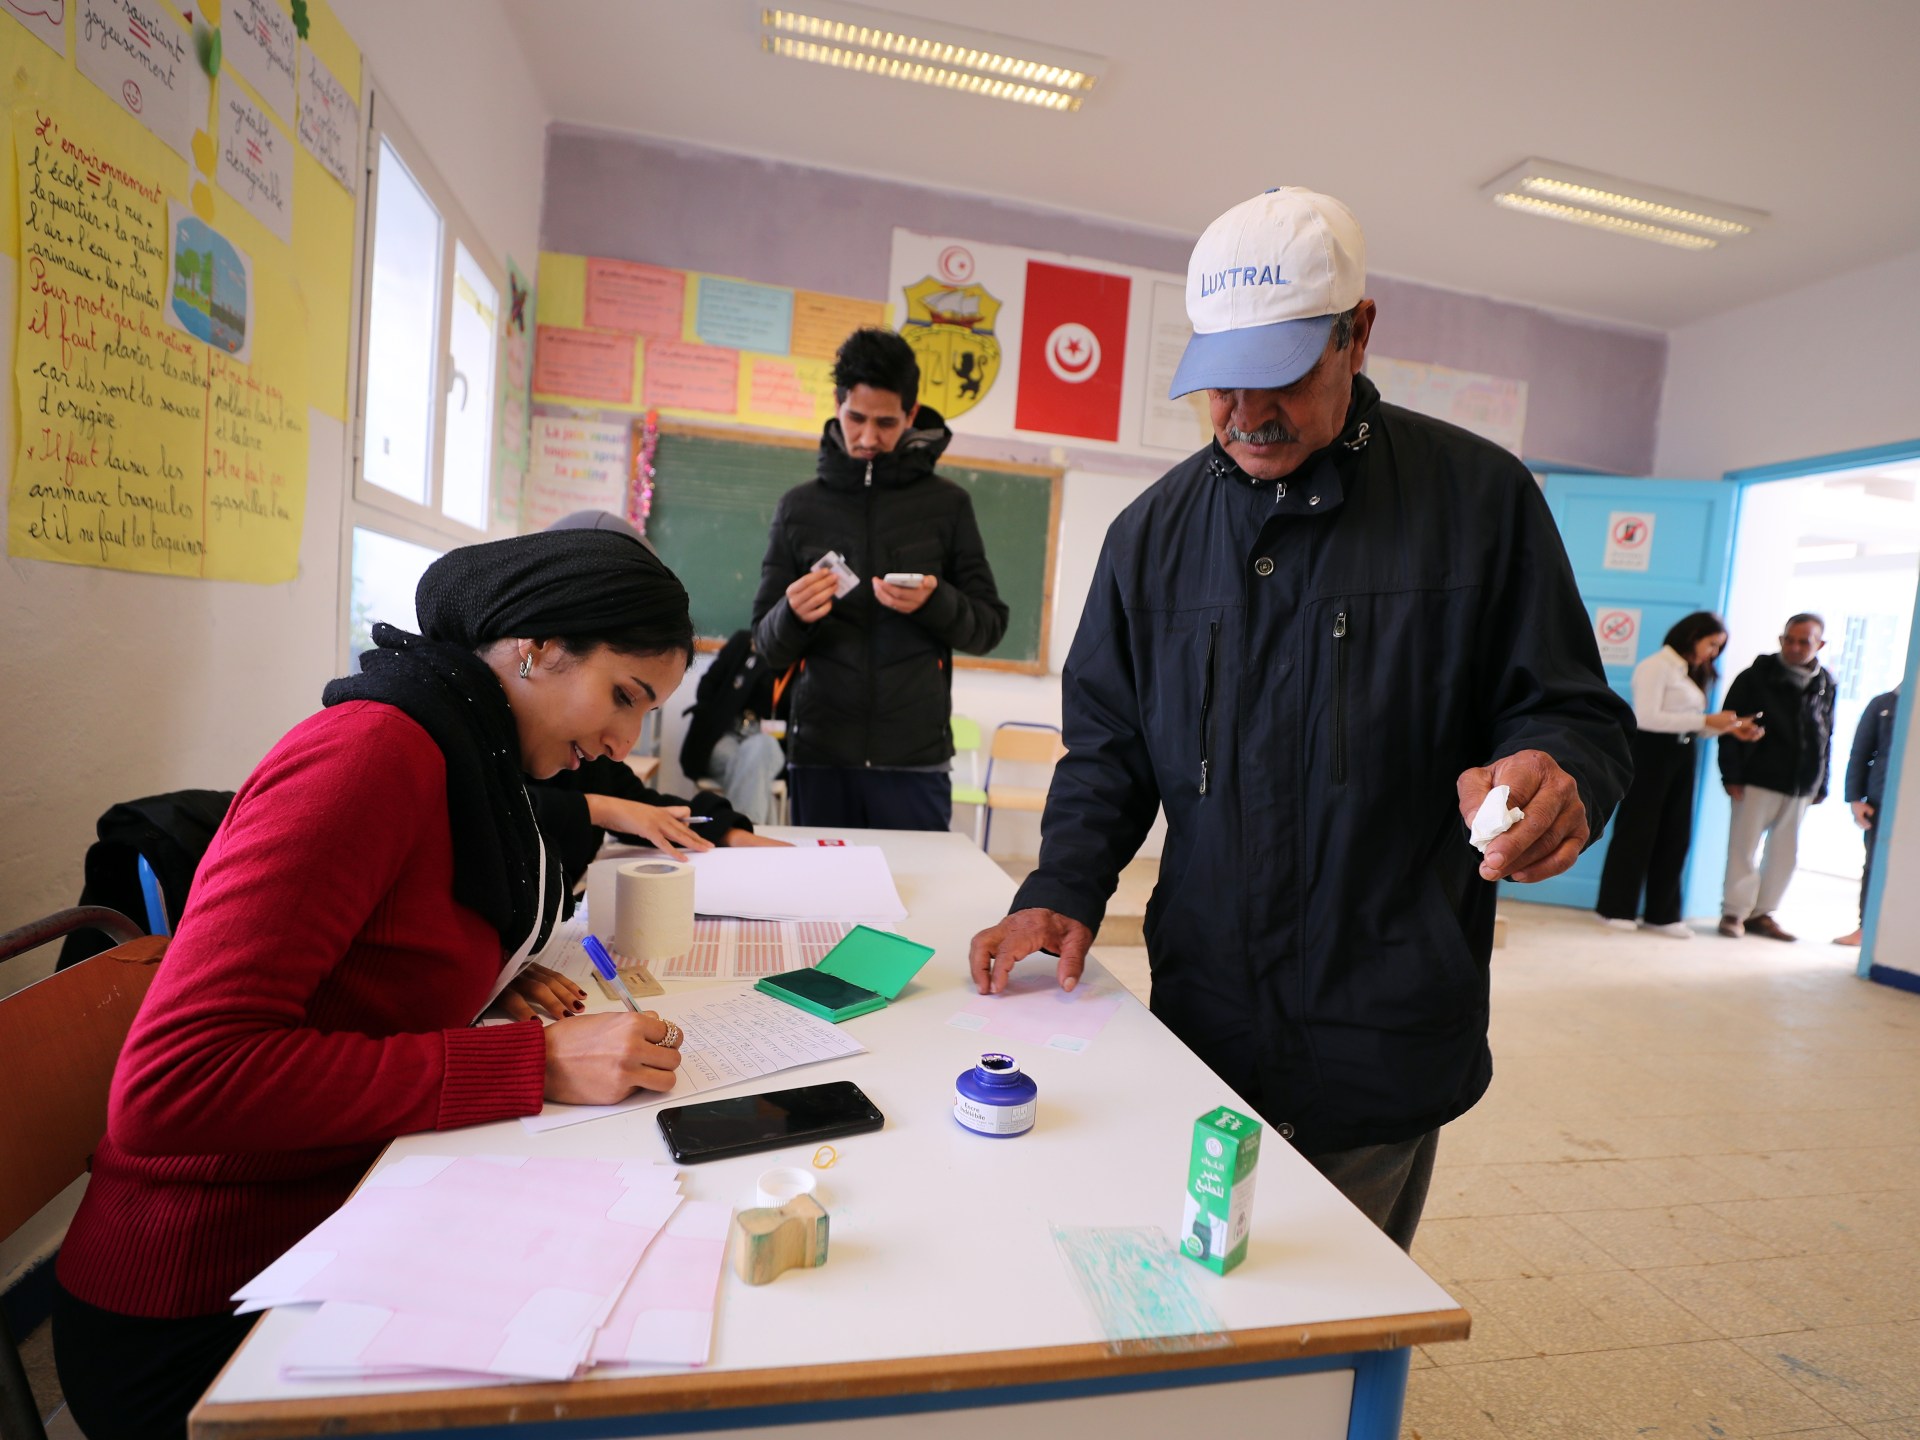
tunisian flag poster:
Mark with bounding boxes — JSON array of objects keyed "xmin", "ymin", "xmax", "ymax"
[{"xmin": 1014, "ymin": 261, "xmax": 1131, "ymax": 442}]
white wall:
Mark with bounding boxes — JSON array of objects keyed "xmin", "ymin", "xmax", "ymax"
[
  {"xmin": 1655, "ymin": 243, "xmax": 1920, "ymax": 976},
  {"xmin": 0, "ymin": 1, "xmax": 550, "ymax": 996}
]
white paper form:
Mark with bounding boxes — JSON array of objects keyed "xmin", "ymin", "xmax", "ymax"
[
  {"xmin": 686, "ymin": 845, "xmax": 907, "ymax": 922},
  {"xmin": 521, "ymin": 985, "xmax": 866, "ymax": 1133}
]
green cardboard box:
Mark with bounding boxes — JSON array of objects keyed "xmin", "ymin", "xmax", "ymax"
[{"xmin": 1181, "ymin": 1105, "xmax": 1261, "ymax": 1274}]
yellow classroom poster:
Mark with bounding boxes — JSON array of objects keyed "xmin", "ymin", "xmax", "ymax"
[{"xmin": 5, "ymin": 0, "xmax": 355, "ymax": 585}]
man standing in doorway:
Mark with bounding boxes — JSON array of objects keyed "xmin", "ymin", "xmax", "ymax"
[
  {"xmin": 1835, "ymin": 685, "xmax": 1898, "ymax": 948},
  {"xmin": 752, "ymin": 328, "xmax": 1009, "ymax": 830},
  {"xmin": 967, "ymin": 189, "xmax": 1633, "ymax": 1249},
  {"xmin": 1717, "ymin": 614, "xmax": 1837, "ymax": 940}
]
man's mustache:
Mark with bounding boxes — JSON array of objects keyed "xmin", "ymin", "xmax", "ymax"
[{"xmin": 1225, "ymin": 420, "xmax": 1294, "ymax": 445}]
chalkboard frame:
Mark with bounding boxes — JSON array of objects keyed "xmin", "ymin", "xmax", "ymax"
[{"xmin": 659, "ymin": 423, "xmax": 1063, "ymax": 676}]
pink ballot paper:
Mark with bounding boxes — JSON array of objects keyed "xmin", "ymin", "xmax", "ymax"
[
  {"xmin": 591, "ymin": 1200, "xmax": 732, "ymax": 1368},
  {"xmin": 237, "ymin": 1157, "xmax": 685, "ymax": 1382},
  {"xmin": 950, "ymin": 966, "xmax": 1125, "ymax": 1053}
]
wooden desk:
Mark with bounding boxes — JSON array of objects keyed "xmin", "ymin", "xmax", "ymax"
[{"xmin": 192, "ymin": 830, "xmax": 1467, "ymax": 1439}]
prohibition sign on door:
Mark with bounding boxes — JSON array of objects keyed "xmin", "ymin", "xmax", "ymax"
[
  {"xmin": 1603, "ymin": 511, "xmax": 1656, "ymax": 571},
  {"xmin": 1595, "ymin": 606, "xmax": 1642, "ymax": 667}
]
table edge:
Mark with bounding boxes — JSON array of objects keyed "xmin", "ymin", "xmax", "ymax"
[{"xmin": 189, "ymin": 1307, "xmax": 1471, "ymax": 1438}]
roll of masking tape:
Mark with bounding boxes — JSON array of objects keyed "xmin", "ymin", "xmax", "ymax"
[
  {"xmin": 613, "ymin": 859, "xmax": 695, "ymax": 965},
  {"xmin": 584, "ymin": 859, "xmax": 619, "ymax": 942},
  {"xmin": 755, "ymin": 1166, "xmax": 818, "ymax": 1210}
]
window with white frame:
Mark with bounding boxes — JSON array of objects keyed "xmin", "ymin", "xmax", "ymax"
[{"xmin": 343, "ymin": 90, "xmax": 505, "ymax": 667}]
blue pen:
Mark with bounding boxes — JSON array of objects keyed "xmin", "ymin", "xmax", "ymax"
[{"xmin": 581, "ymin": 934, "xmax": 644, "ymax": 1014}]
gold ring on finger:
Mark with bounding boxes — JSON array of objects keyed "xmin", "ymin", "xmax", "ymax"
[{"xmin": 660, "ymin": 1021, "xmax": 683, "ymax": 1050}]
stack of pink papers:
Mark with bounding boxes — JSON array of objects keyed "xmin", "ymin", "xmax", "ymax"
[{"xmin": 233, "ymin": 1156, "xmax": 731, "ymax": 1381}]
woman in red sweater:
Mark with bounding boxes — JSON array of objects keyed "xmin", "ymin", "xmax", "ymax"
[{"xmin": 53, "ymin": 529, "xmax": 696, "ymax": 1440}]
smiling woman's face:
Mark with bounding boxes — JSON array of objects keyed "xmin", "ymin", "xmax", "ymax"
[{"xmin": 505, "ymin": 640, "xmax": 688, "ymax": 779}]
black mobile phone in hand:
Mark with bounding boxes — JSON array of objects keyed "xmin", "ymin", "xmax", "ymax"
[{"xmin": 656, "ymin": 1081, "xmax": 885, "ymax": 1164}]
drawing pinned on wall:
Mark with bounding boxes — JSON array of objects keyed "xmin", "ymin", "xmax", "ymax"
[
  {"xmin": 76, "ymin": 0, "xmax": 201, "ymax": 161},
  {"xmin": 166, "ymin": 200, "xmax": 253, "ymax": 361},
  {"xmin": 295, "ymin": 39, "xmax": 357, "ymax": 193},
  {"xmin": 224, "ymin": 0, "xmax": 297, "ymax": 119},
  {"xmin": 4, "ymin": 0, "xmax": 68, "ymax": 57},
  {"xmin": 899, "ymin": 247, "xmax": 1003, "ymax": 421},
  {"xmin": 216, "ymin": 86, "xmax": 292, "ymax": 242}
]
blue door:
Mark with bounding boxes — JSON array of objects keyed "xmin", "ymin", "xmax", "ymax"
[{"xmin": 1529, "ymin": 476, "xmax": 1740, "ymax": 913}]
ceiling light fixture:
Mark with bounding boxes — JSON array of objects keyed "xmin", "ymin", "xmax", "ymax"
[
  {"xmin": 761, "ymin": 4, "xmax": 1104, "ymax": 112},
  {"xmin": 1482, "ymin": 159, "xmax": 1768, "ymax": 251}
]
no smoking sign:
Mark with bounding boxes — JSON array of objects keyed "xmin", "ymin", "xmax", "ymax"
[
  {"xmin": 1594, "ymin": 607, "xmax": 1641, "ymax": 667},
  {"xmin": 1603, "ymin": 511, "xmax": 1656, "ymax": 571}
]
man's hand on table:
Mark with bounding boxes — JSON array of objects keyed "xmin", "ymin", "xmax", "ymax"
[
  {"xmin": 1457, "ymin": 749, "xmax": 1590, "ymax": 883},
  {"xmin": 969, "ymin": 908, "xmax": 1094, "ymax": 995}
]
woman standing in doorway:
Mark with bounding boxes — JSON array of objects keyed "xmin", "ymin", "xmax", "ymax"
[{"xmin": 1597, "ymin": 612, "xmax": 1765, "ymax": 937}]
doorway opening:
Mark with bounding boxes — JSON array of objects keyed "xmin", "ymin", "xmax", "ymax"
[{"xmin": 1718, "ymin": 450, "xmax": 1920, "ymax": 946}]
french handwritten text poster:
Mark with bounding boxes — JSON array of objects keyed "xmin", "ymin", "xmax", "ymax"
[
  {"xmin": 76, "ymin": 0, "xmax": 198, "ymax": 161},
  {"xmin": 584, "ymin": 258, "xmax": 683, "ymax": 338},
  {"xmin": 693, "ymin": 276, "xmax": 791, "ymax": 353},
  {"xmin": 295, "ymin": 40, "xmax": 358, "ymax": 194},
  {"xmin": 217, "ymin": 88, "xmax": 293, "ymax": 242},
  {"xmin": 224, "ymin": 0, "xmax": 297, "ymax": 120},
  {"xmin": 643, "ymin": 339, "xmax": 738, "ymax": 413},
  {"xmin": 740, "ymin": 355, "xmax": 836, "ymax": 432},
  {"xmin": 12, "ymin": 104, "xmax": 307, "ymax": 581},
  {"xmin": 789, "ymin": 290, "xmax": 884, "ymax": 361},
  {"xmin": 522, "ymin": 416, "xmax": 631, "ymax": 531},
  {"xmin": 5, "ymin": 0, "xmax": 68, "ymax": 56}
]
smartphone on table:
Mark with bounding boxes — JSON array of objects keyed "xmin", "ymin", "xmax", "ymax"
[{"xmin": 656, "ymin": 1080, "xmax": 884, "ymax": 1164}]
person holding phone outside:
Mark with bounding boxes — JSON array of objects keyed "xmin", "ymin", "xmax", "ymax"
[
  {"xmin": 52, "ymin": 531, "xmax": 692, "ymax": 1440},
  {"xmin": 752, "ymin": 327, "xmax": 1009, "ymax": 830},
  {"xmin": 1716, "ymin": 613, "xmax": 1837, "ymax": 940},
  {"xmin": 1596, "ymin": 612, "xmax": 1764, "ymax": 937}
]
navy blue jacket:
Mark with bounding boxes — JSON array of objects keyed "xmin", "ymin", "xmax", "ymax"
[
  {"xmin": 1845, "ymin": 689, "xmax": 1900, "ymax": 808},
  {"xmin": 1013, "ymin": 375, "xmax": 1632, "ymax": 1155}
]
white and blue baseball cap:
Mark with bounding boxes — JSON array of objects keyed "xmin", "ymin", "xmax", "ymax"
[{"xmin": 1169, "ymin": 188, "xmax": 1367, "ymax": 398}]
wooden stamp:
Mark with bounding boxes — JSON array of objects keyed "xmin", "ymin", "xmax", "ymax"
[{"xmin": 730, "ymin": 1194, "xmax": 829, "ymax": 1285}]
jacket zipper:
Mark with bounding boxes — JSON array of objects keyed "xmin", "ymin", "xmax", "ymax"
[
  {"xmin": 1332, "ymin": 611, "xmax": 1349, "ymax": 784},
  {"xmin": 864, "ymin": 459, "xmax": 873, "ymax": 488},
  {"xmin": 1199, "ymin": 621, "xmax": 1218, "ymax": 795},
  {"xmin": 863, "ymin": 483, "xmax": 875, "ymax": 764}
]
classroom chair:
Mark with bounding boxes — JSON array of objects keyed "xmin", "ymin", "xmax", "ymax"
[
  {"xmin": 0, "ymin": 908, "xmax": 165, "ymax": 1440},
  {"xmin": 981, "ymin": 722, "xmax": 1067, "ymax": 855},
  {"xmin": 949, "ymin": 716, "xmax": 988, "ymax": 844}
]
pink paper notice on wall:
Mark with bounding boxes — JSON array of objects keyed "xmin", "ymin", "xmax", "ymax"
[
  {"xmin": 533, "ymin": 325, "xmax": 635, "ymax": 404},
  {"xmin": 746, "ymin": 357, "xmax": 823, "ymax": 420},
  {"xmin": 585, "ymin": 259, "xmax": 686, "ymax": 338},
  {"xmin": 645, "ymin": 340, "xmax": 740, "ymax": 414}
]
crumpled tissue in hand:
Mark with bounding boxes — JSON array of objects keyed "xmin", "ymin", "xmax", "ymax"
[{"xmin": 1469, "ymin": 785, "xmax": 1526, "ymax": 854}]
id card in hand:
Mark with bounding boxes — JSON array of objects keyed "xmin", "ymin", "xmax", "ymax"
[{"xmin": 811, "ymin": 549, "xmax": 860, "ymax": 598}]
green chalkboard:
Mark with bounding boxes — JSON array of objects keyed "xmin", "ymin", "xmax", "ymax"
[{"xmin": 646, "ymin": 424, "xmax": 1061, "ymax": 673}]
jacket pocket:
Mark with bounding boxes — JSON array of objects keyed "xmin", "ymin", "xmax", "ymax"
[
  {"xmin": 1332, "ymin": 610, "xmax": 1349, "ymax": 784},
  {"xmin": 1199, "ymin": 620, "xmax": 1218, "ymax": 796}
]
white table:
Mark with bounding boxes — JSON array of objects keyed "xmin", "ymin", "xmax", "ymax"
[{"xmin": 191, "ymin": 829, "xmax": 1466, "ymax": 1439}]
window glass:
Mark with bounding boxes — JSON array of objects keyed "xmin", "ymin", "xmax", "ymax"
[
  {"xmin": 348, "ymin": 526, "xmax": 443, "ymax": 662},
  {"xmin": 442, "ymin": 243, "xmax": 499, "ymax": 530},
  {"xmin": 362, "ymin": 140, "xmax": 443, "ymax": 506}
]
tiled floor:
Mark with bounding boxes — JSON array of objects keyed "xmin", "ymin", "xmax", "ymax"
[{"xmin": 1100, "ymin": 872, "xmax": 1919, "ymax": 1440}]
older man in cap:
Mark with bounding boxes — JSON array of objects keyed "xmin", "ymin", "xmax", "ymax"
[{"xmin": 969, "ymin": 189, "xmax": 1632, "ymax": 1247}]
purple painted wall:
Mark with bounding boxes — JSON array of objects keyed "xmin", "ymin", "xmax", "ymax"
[{"xmin": 542, "ymin": 125, "xmax": 1666, "ymax": 475}]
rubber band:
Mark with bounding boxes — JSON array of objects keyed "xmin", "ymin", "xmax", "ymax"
[{"xmin": 811, "ymin": 1145, "xmax": 838, "ymax": 1170}]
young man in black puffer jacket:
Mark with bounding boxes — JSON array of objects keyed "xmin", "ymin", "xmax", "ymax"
[{"xmin": 751, "ymin": 328, "xmax": 1008, "ymax": 829}]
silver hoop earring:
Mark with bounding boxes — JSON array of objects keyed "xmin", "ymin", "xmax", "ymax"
[{"xmin": 518, "ymin": 651, "xmax": 533, "ymax": 679}]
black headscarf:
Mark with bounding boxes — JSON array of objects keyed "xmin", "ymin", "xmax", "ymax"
[{"xmin": 324, "ymin": 530, "xmax": 692, "ymax": 958}]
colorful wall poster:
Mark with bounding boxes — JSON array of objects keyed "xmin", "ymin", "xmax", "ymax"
[
  {"xmin": 738, "ymin": 354, "xmax": 837, "ymax": 433},
  {"xmin": 5, "ymin": 0, "xmax": 68, "ymax": 56},
  {"xmin": 789, "ymin": 290, "xmax": 885, "ymax": 361},
  {"xmin": 532, "ymin": 325, "xmax": 635, "ymax": 406},
  {"xmin": 224, "ymin": 0, "xmax": 297, "ymax": 121},
  {"xmin": 584, "ymin": 258, "xmax": 683, "ymax": 338},
  {"xmin": 76, "ymin": 0, "xmax": 200, "ymax": 162},
  {"xmin": 692, "ymin": 276, "xmax": 793, "ymax": 354},
  {"xmin": 522, "ymin": 416, "xmax": 631, "ymax": 532},
  {"xmin": 495, "ymin": 257, "xmax": 533, "ymax": 529},
  {"xmin": 1368, "ymin": 356, "xmax": 1528, "ymax": 457},
  {"xmin": 166, "ymin": 200, "xmax": 253, "ymax": 362},
  {"xmin": 216, "ymin": 86, "xmax": 293, "ymax": 243},
  {"xmin": 295, "ymin": 39, "xmax": 358, "ymax": 194},
  {"xmin": 643, "ymin": 339, "xmax": 738, "ymax": 414},
  {"xmin": 12, "ymin": 101, "xmax": 307, "ymax": 581}
]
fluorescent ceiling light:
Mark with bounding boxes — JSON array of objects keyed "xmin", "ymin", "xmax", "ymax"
[
  {"xmin": 1482, "ymin": 159, "xmax": 1768, "ymax": 251},
  {"xmin": 761, "ymin": 4, "xmax": 1104, "ymax": 112}
]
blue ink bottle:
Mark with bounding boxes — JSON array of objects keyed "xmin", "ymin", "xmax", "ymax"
[{"xmin": 954, "ymin": 1053, "xmax": 1037, "ymax": 1137}]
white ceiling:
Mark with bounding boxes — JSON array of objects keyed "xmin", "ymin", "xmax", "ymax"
[{"xmin": 501, "ymin": 0, "xmax": 1920, "ymax": 332}]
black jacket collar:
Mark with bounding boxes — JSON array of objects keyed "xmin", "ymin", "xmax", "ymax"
[{"xmin": 1204, "ymin": 373, "xmax": 1381, "ymax": 491}]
